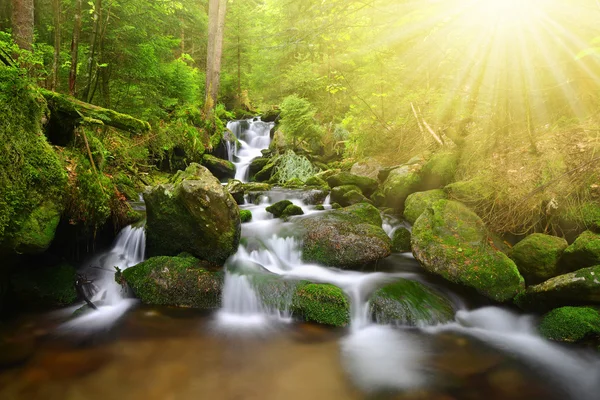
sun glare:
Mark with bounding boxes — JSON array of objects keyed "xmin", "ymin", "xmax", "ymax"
[{"xmin": 470, "ymin": 0, "xmax": 540, "ymax": 28}]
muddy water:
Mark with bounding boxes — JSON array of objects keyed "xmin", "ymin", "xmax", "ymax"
[{"xmin": 0, "ymin": 305, "xmax": 574, "ymax": 400}]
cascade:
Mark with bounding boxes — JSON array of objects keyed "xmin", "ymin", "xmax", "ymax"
[{"xmin": 226, "ymin": 118, "xmax": 275, "ymax": 182}]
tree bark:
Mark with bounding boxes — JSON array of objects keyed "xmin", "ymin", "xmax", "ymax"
[
  {"xmin": 11, "ymin": 0, "xmax": 34, "ymax": 51},
  {"xmin": 69, "ymin": 0, "xmax": 82, "ymax": 96},
  {"xmin": 81, "ymin": 0, "xmax": 102, "ymax": 103},
  {"xmin": 204, "ymin": 0, "xmax": 227, "ymax": 112},
  {"xmin": 51, "ymin": 0, "xmax": 61, "ymax": 91}
]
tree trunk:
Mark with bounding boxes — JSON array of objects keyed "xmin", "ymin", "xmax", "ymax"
[
  {"xmin": 69, "ymin": 0, "xmax": 82, "ymax": 96},
  {"xmin": 204, "ymin": 0, "xmax": 227, "ymax": 112},
  {"xmin": 51, "ymin": 0, "xmax": 61, "ymax": 91},
  {"xmin": 81, "ymin": 0, "xmax": 102, "ymax": 103},
  {"xmin": 11, "ymin": 0, "xmax": 34, "ymax": 51}
]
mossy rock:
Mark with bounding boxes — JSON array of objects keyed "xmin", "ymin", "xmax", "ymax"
[
  {"xmin": 420, "ymin": 151, "xmax": 459, "ymax": 189},
  {"xmin": 283, "ymin": 178, "xmax": 303, "ymax": 188},
  {"xmin": 226, "ymin": 179, "xmax": 245, "ymax": 205},
  {"xmin": 304, "ymin": 175, "xmax": 329, "ymax": 190},
  {"xmin": 515, "ymin": 265, "xmax": 600, "ymax": 311},
  {"xmin": 331, "ymin": 203, "xmax": 342, "ymax": 209},
  {"xmin": 370, "ymin": 189, "xmax": 386, "ymax": 207},
  {"xmin": 510, "ymin": 233, "xmax": 568, "ymax": 285},
  {"xmin": 266, "ymin": 200, "xmax": 293, "ymax": 218},
  {"xmin": 242, "ymin": 182, "xmax": 272, "ymax": 192},
  {"xmin": 392, "ymin": 227, "xmax": 412, "ymax": 252},
  {"xmin": 350, "ymin": 158, "xmax": 383, "ymax": 180},
  {"xmin": 292, "ymin": 283, "xmax": 350, "ymax": 327},
  {"xmin": 560, "ymin": 231, "xmax": 600, "ymax": 272},
  {"xmin": 342, "ymin": 190, "xmax": 372, "ymax": 206},
  {"xmin": 314, "ymin": 169, "xmax": 340, "ymax": 181},
  {"xmin": 556, "ymin": 201, "xmax": 600, "ymax": 233},
  {"xmin": 240, "ymin": 209, "xmax": 252, "ymax": 223},
  {"xmin": 202, "ymin": 154, "xmax": 235, "ymax": 181},
  {"xmin": 11, "ymin": 202, "xmax": 61, "ymax": 254},
  {"xmin": 281, "ymin": 204, "xmax": 304, "ymax": 219},
  {"xmin": 444, "ymin": 177, "xmax": 495, "ymax": 211},
  {"xmin": 10, "ymin": 263, "xmax": 77, "ymax": 308},
  {"xmin": 254, "ymin": 157, "xmax": 279, "ymax": 182},
  {"xmin": 298, "ymin": 203, "xmax": 390, "ymax": 268},
  {"xmin": 144, "ymin": 163, "xmax": 241, "ymax": 265},
  {"xmin": 539, "ymin": 306, "xmax": 600, "ymax": 343},
  {"xmin": 122, "ymin": 256, "xmax": 223, "ymax": 309},
  {"xmin": 404, "ymin": 189, "xmax": 447, "ymax": 224},
  {"xmin": 382, "ymin": 165, "xmax": 422, "ymax": 212},
  {"xmin": 331, "ymin": 184, "xmax": 361, "ymax": 207},
  {"xmin": 326, "ymin": 172, "xmax": 378, "ymax": 197},
  {"xmin": 249, "ymin": 157, "xmax": 270, "ymax": 177},
  {"xmin": 411, "ymin": 200, "xmax": 525, "ymax": 302},
  {"xmin": 370, "ymin": 279, "xmax": 455, "ymax": 325},
  {"xmin": 315, "ymin": 205, "xmax": 325, "ymax": 211}
]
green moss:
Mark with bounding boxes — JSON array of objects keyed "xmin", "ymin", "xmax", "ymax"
[
  {"xmin": 11, "ymin": 202, "xmax": 61, "ymax": 254},
  {"xmin": 420, "ymin": 151, "xmax": 459, "ymax": 189},
  {"xmin": 240, "ymin": 209, "xmax": 253, "ymax": 223},
  {"xmin": 510, "ymin": 233, "xmax": 568, "ymax": 285},
  {"xmin": 331, "ymin": 184, "xmax": 362, "ymax": 207},
  {"xmin": 326, "ymin": 172, "xmax": 378, "ymax": 196},
  {"xmin": 342, "ymin": 203, "xmax": 382, "ymax": 226},
  {"xmin": 305, "ymin": 175, "xmax": 329, "ymax": 190},
  {"xmin": 404, "ymin": 189, "xmax": 447, "ymax": 224},
  {"xmin": 561, "ymin": 231, "xmax": 600, "ymax": 271},
  {"xmin": 331, "ymin": 203, "xmax": 342, "ymax": 209},
  {"xmin": 122, "ymin": 256, "xmax": 223, "ymax": 308},
  {"xmin": 266, "ymin": 200, "xmax": 293, "ymax": 218},
  {"xmin": 382, "ymin": 165, "xmax": 422, "ymax": 212},
  {"xmin": 281, "ymin": 204, "xmax": 304, "ymax": 219},
  {"xmin": 292, "ymin": 283, "xmax": 350, "ymax": 327},
  {"xmin": 202, "ymin": 154, "xmax": 235, "ymax": 180},
  {"xmin": 10, "ymin": 263, "xmax": 77, "ymax": 307},
  {"xmin": 283, "ymin": 178, "xmax": 304, "ymax": 188},
  {"xmin": 314, "ymin": 205, "xmax": 325, "ymax": 211},
  {"xmin": 539, "ymin": 306, "xmax": 600, "ymax": 342},
  {"xmin": 445, "ymin": 177, "xmax": 495, "ymax": 212},
  {"xmin": 370, "ymin": 279, "xmax": 455, "ymax": 325},
  {"xmin": 392, "ymin": 227, "xmax": 411, "ymax": 252}
]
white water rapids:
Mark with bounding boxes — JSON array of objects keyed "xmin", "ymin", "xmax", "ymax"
[{"xmin": 226, "ymin": 118, "xmax": 274, "ymax": 182}]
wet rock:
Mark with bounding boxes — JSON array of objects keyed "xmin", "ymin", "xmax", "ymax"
[
  {"xmin": 404, "ymin": 189, "xmax": 447, "ymax": 224},
  {"xmin": 539, "ymin": 306, "xmax": 600, "ymax": 343},
  {"xmin": 382, "ymin": 164, "xmax": 422, "ymax": 212},
  {"xmin": 11, "ymin": 202, "xmax": 61, "ymax": 254},
  {"xmin": 266, "ymin": 200, "xmax": 293, "ymax": 218},
  {"xmin": 298, "ymin": 189, "xmax": 329, "ymax": 205},
  {"xmin": 240, "ymin": 209, "xmax": 252, "ymax": 223},
  {"xmin": 122, "ymin": 255, "xmax": 223, "ymax": 309},
  {"xmin": 412, "ymin": 200, "xmax": 525, "ymax": 302},
  {"xmin": 202, "ymin": 154, "xmax": 235, "ymax": 180},
  {"xmin": 298, "ymin": 203, "xmax": 391, "ymax": 268},
  {"xmin": 254, "ymin": 157, "xmax": 279, "ymax": 182},
  {"xmin": 330, "ymin": 184, "xmax": 362, "ymax": 207},
  {"xmin": 10, "ymin": 263, "xmax": 77, "ymax": 308},
  {"xmin": 242, "ymin": 182, "xmax": 272, "ymax": 192},
  {"xmin": 249, "ymin": 157, "xmax": 270, "ymax": 177},
  {"xmin": 370, "ymin": 279, "xmax": 455, "ymax": 325},
  {"xmin": 226, "ymin": 179, "xmax": 245, "ymax": 205},
  {"xmin": 144, "ymin": 163, "xmax": 240, "ymax": 265},
  {"xmin": 281, "ymin": 204, "xmax": 304, "ymax": 219},
  {"xmin": 560, "ymin": 230, "xmax": 600, "ymax": 271},
  {"xmin": 326, "ymin": 172, "xmax": 379, "ymax": 196},
  {"xmin": 392, "ymin": 227, "xmax": 412, "ymax": 252},
  {"xmin": 292, "ymin": 283, "xmax": 350, "ymax": 327},
  {"xmin": 510, "ymin": 233, "xmax": 568, "ymax": 285}
]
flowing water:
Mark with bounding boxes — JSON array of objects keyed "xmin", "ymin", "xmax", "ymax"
[
  {"xmin": 1, "ymin": 142, "xmax": 600, "ymax": 398},
  {"xmin": 226, "ymin": 118, "xmax": 275, "ymax": 182}
]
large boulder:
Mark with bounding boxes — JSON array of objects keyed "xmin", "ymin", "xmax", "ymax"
[
  {"xmin": 382, "ymin": 164, "xmax": 422, "ymax": 212},
  {"xmin": 330, "ymin": 184, "xmax": 361, "ymax": 206},
  {"xmin": 391, "ymin": 227, "xmax": 411, "ymax": 253},
  {"xmin": 404, "ymin": 189, "xmax": 447, "ymax": 224},
  {"xmin": 370, "ymin": 279, "xmax": 455, "ymax": 325},
  {"xmin": 10, "ymin": 202, "xmax": 61, "ymax": 254},
  {"xmin": 411, "ymin": 200, "xmax": 525, "ymax": 302},
  {"xmin": 515, "ymin": 265, "xmax": 600, "ymax": 311},
  {"xmin": 510, "ymin": 234, "xmax": 568, "ymax": 285},
  {"xmin": 539, "ymin": 306, "xmax": 600, "ymax": 343},
  {"xmin": 202, "ymin": 154, "xmax": 235, "ymax": 180},
  {"xmin": 144, "ymin": 163, "xmax": 240, "ymax": 265},
  {"xmin": 326, "ymin": 172, "xmax": 378, "ymax": 196},
  {"xmin": 350, "ymin": 158, "xmax": 383, "ymax": 180},
  {"xmin": 121, "ymin": 255, "xmax": 223, "ymax": 309},
  {"xmin": 298, "ymin": 203, "xmax": 391, "ymax": 268},
  {"xmin": 291, "ymin": 283, "xmax": 350, "ymax": 327},
  {"xmin": 420, "ymin": 151, "xmax": 459, "ymax": 189},
  {"xmin": 560, "ymin": 231, "xmax": 600, "ymax": 271}
]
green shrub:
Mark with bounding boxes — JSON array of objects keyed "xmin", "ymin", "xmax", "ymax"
[
  {"xmin": 280, "ymin": 95, "xmax": 322, "ymax": 149},
  {"xmin": 274, "ymin": 150, "xmax": 319, "ymax": 184}
]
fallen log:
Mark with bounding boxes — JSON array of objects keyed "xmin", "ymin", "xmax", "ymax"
[{"xmin": 40, "ymin": 89, "xmax": 151, "ymax": 134}]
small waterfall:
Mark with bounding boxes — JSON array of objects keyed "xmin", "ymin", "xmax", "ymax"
[
  {"xmin": 322, "ymin": 194, "xmax": 332, "ymax": 210},
  {"xmin": 226, "ymin": 118, "xmax": 274, "ymax": 182}
]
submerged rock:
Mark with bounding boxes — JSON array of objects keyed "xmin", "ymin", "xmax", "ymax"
[
  {"xmin": 370, "ymin": 279, "xmax": 455, "ymax": 325},
  {"xmin": 298, "ymin": 203, "xmax": 391, "ymax": 268},
  {"xmin": 404, "ymin": 189, "xmax": 447, "ymax": 224},
  {"xmin": 202, "ymin": 154, "xmax": 235, "ymax": 180},
  {"xmin": 560, "ymin": 230, "xmax": 600, "ymax": 271},
  {"xmin": 411, "ymin": 200, "xmax": 524, "ymax": 302},
  {"xmin": 292, "ymin": 283, "xmax": 350, "ymax": 327},
  {"xmin": 144, "ymin": 163, "xmax": 240, "ymax": 265},
  {"xmin": 391, "ymin": 227, "xmax": 411, "ymax": 253},
  {"xmin": 122, "ymin": 255, "xmax": 223, "ymax": 309},
  {"xmin": 326, "ymin": 172, "xmax": 379, "ymax": 196},
  {"xmin": 539, "ymin": 306, "xmax": 600, "ymax": 343},
  {"xmin": 510, "ymin": 233, "xmax": 568, "ymax": 285}
]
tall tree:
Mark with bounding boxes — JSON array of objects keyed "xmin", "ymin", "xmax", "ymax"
[
  {"xmin": 69, "ymin": 0, "xmax": 82, "ymax": 96},
  {"xmin": 81, "ymin": 0, "xmax": 102, "ymax": 103},
  {"xmin": 11, "ymin": 0, "xmax": 34, "ymax": 51},
  {"xmin": 205, "ymin": 0, "xmax": 227, "ymax": 111},
  {"xmin": 50, "ymin": 0, "xmax": 61, "ymax": 90}
]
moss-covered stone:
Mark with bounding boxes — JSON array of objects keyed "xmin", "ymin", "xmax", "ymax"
[
  {"xmin": 240, "ymin": 209, "xmax": 252, "ymax": 223},
  {"xmin": 539, "ymin": 306, "xmax": 600, "ymax": 343},
  {"xmin": 281, "ymin": 204, "xmax": 304, "ymax": 219},
  {"xmin": 314, "ymin": 205, "xmax": 325, "ymax": 211},
  {"xmin": 242, "ymin": 182, "xmax": 272, "ymax": 192},
  {"xmin": 350, "ymin": 158, "xmax": 382, "ymax": 180},
  {"xmin": 510, "ymin": 233, "xmax": 568, "ymax": 285},
  {"xmin": 10, "ymin": 263, "xmax": 77, "ymax": 308},
  {"xmin": 392, "ymin": 227, "xmax": 412, "ymax": 252},
  {"xmin": 411, "ymin": 200, "xmax": 525, "ymax": 302},
  {"xmin": 298, "ymin": 204, "xmax": 390, "ymax": 268},
  {"xmin": 342, "ymin": 190, "xmax": 372, "ymax": 206},
  {"xmin": 561, "ymin": 231, "xmax": 600, "ymax": 272},
  {"xmin": 122, "ymin": 255, "xmax": 223, "ymax": 308},
  {"xmin": 11, "ymin": 202, "xmax": 61, "ymax": 254},
  {"xmin": 202, "ymin": 154, "xmax": 236, "ymax": 180},
  {"xmin": 331, "ymin": 203, "xmax": 342, "ymax": 209},
  {"xmin": 226, "ymin": 179, "xmax": 245, "ymax": 205},
  {"xmin": 382, "ymin": 165, "xmax": 422, "ymax": 212},
  {"xmin": 326, "ymin": 172, "xmax": 379, "ymax": 196},
  {"xmin": 266, "ymin": 200, "xmax": 293, "ymax": 218},
  {"xmin": 304, "ymin": 175, "xmax": 329, "ymax": 190},
  {"xmin": 292, "ymin": 283, "xmax": 350, "ymax": 327},
  {"xmin": 370, "ymin": 279, "xmax": 455, "ymax": 325},
  {"xmin": 404, "ymin": 189, "xmax": 447, "ymax": 224},
  {"xmin": 330, "ymin": 184, "xmax": 362, "ymax": 206},
  {"xmin": 282, "ymin": 178, "xmax": 303, "ymax": 188},
  {"xmin": 420, "ymin": 151, "xmax": 459, "ymax": 189},
  {"xmin": 249, "ymin": 157, "xmax": 270, "ymax": 177},
  {"xmin": 515, "ymin": 265, "xmax": 600, "ymax": 311},
  {"xmin": 144, "ymin": 163, "xmax": 240, "ymax": 265},
  {"xmin": 254, "ymin": 157, "xmax": 279, "ymax": 182},
  {"xmin": 444, "ymin": 177, "xmax": 495, "ymax": 211}
]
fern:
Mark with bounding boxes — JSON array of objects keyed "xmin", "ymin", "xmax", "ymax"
[{"xmin": 274, "ymin": 150, "xmax": 319, "ymax": 184}]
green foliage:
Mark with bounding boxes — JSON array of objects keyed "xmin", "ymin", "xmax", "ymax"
[
  {"xmin": 274, "ymin": 150, "xmax": 319, "ymax": 184},
  {"xmin": 279, "ymin": 95, "xmax": 322, "ymax": 149}
]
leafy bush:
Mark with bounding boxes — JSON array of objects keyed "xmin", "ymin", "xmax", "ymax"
[
  {"xmin": 274, "ymin": 150, "xmax": 319, "ymax": 184},
  {"xmin": 280, "ymin": 95, "xmax": 322, "ymax": 150}
]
